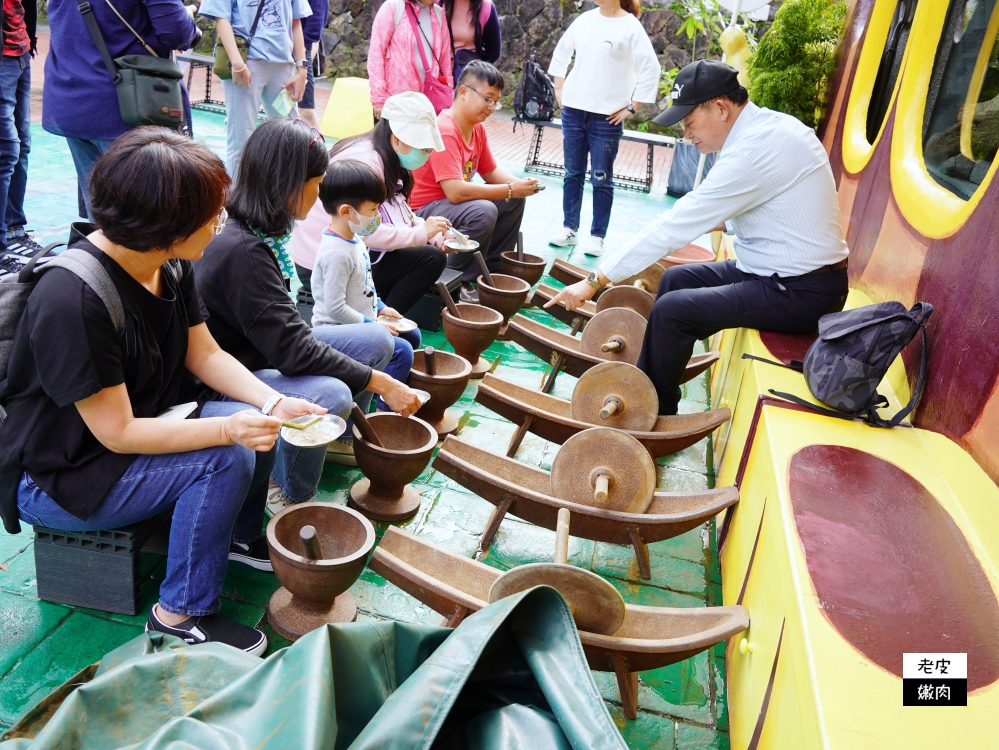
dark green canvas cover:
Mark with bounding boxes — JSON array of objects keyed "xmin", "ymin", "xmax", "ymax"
[{"xmin": 0, "ymin": 587, "xmax": 627, "ymax": 749}]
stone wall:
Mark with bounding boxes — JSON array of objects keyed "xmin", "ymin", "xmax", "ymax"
[
  {"xmin": 320, "ymin": 0, "xmax": 770, "ymax": 126},
  {"xmin": 170, "ymin": 0, "xmax": 773, "ymax": 128}
]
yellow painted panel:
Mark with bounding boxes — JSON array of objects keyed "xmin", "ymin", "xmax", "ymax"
[
  {"xmin": 320, "ymin": 77, "xmax": 374, "ymax": 140},
  {"xmin": 724, "ymin": 406, "xmax": 999, "ymax": 748},
  {"xmin": 891, "ymin": 0, "xmax": 999, "ymax": 237},
  {"xmin": 726, "ymin": 489, "xmax": 789, "ymax": 750},
  {"xmin": 841, "ymin": 0, "xmax": 907, "ymax": 174}
]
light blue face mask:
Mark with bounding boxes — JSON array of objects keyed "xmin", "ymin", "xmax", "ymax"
[
  {"xmin": 397, "ymin": 146, "xmax": 431, "ymax": 171},
  {"xmin": 348, "ymin": 208, "xmax": 382, "ymax": 237}
]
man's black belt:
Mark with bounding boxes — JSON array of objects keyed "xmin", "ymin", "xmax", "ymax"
[{"xmin": 800, "ymin": 259, "xmax": 849, "ymax": 277}]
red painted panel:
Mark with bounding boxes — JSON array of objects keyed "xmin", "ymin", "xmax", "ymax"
[
  {"xmin": 843, "ymin": 110, "xmax": 895, "ymax": 278},
  {"xmin": 789, "ymin": 445, "xmax": 999, "ymax": 690},
  {"xmin": 759, "ymin": 331, "xmax": 817, "ymax": 366},
  {"xmin": 912, "ymin": 184, "xmax": 999, "ymax": 438}
]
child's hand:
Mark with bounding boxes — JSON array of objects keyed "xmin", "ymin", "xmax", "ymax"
[
  {"xmin": 423, "ymin": 216, "xmax": 450, "ymax": 241},
  {"xmin": 379, "ymin": 307, "xmax": 402, "ymax": 319},
  {"xmin": 375, "ymin": 317, "xmax": 399, "ymax": 336}
]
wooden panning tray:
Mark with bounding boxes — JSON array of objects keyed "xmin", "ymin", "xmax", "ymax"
[
  {"xmin": 369, "ymin": 526, "xmax": 749, "ymax": 720},
  {"xmin": 431, "ymin": 435, "xmax": 739, "ymax": 577},
  {"xmin": 475, "ymin": 374, "xmax": 729, "ymax": 459},
  {"xmin": 507, "ymin": 313, "xmax": 719, "ymax": 383}
]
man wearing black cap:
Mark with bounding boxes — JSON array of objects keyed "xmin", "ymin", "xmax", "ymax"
[{"xmin": 546, "ymin": 60, "xmax": 850, "ymax": 415}]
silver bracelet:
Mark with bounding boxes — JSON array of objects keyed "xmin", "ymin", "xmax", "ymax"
[{"xmin": 261, "ymin": 394, "xmax": 284, "ymax": 416}]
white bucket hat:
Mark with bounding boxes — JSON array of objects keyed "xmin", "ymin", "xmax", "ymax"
[{"xmin": 380, "ymin": 92, "xmax": 446, "ymax": 152}]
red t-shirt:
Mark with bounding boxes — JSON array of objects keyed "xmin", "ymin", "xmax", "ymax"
[
  {"xmin": 3, "ymin": 0, "xmax": 30, "ymax": 57},
  {"xmin": 409, "ymin": 110, "xmax": 497, "ymax": 209}
]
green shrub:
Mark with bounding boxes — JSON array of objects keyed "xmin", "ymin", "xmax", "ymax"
[{"xmin": 747, "ymin": 0, "xmax": 847, "ymax": 129}]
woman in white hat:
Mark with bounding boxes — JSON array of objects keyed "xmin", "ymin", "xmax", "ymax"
[{"xmin": 291, "ymin": 91, "xmax": 454, "ymax": 315}]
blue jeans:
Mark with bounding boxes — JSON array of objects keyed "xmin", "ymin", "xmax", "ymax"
[
  {"xmin": 253, "ymin": 322, "xmax": 394, "ymax": 502},
  {"xmin": 16, "ymin": 399, "xmax": 274, "ymax": 617},
  {"xmin": 65, "ymin": 137, "xmax": 116, "ymax": 220},
  {"xmin": 0, "ymin": 53, "xmax": 31, "ymax": 251},
  {"xmin": 561, "ymin": 106, "xmax": 623, "ymax": 239}
]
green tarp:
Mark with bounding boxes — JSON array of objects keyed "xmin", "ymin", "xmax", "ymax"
[{"xmin": 2, "ymin": 587, "xmax": 627, "ymax": 749}]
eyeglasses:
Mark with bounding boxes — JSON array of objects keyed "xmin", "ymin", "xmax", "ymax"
[
  {"xmin": 465, "ymin": 86, "xmax": 502, "ymax": 111},
  {"xmin": 214, "ymin": 207, "xmax": 228, "ymax": 236},
  {"xmin": 294, "ymin": 117, "xmax": 326, "ymax": 146}
]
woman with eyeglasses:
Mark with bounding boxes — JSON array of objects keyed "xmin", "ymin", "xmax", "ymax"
[
  {"xmin": 0, "ymin": 128, "xmax": 325, "ymax": 655},
  {"xmin": 292, "ymin": 92, "xmax": 451, "ymax": 318},
  {"xmin": 196, "ymin": 118, "xmax": 422, "ymax": 514}
]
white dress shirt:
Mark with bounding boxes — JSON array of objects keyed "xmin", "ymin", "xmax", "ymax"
[
  {"xmin": 600, "ymin": 102, "xmax": 850, "ymax": 282},
  {"xmin": 548, "ymin": 10, "xmax": 660, "ymax": 115}
]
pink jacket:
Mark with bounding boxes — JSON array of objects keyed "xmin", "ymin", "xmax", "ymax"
[
  {"xmin": 367, "ymin": 0, "xmax": 454, "ymax": 109},
  {"xmin": 291, "ymin": 140, "xmax": 444, "ymax": 270}
]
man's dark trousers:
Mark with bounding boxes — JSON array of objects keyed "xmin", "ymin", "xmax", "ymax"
[
  {"xmin": 637, "ymin": 260, "xmax": 848, "ymax": 414},
  {"xmin": 416, "ymin": 197, "xmax": 526, "ymax": 283}
]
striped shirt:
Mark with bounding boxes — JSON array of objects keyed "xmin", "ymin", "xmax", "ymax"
[{"xmin": 600, "ymin": 102, "xmax": 849, "ymax": 282}]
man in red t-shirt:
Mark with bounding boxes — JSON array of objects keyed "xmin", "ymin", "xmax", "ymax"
[
  {"xmin": 410, "ymin": 60, "xmax": 541, "ymax": 302},
  {"xmin": 0, "ymin": 0, "xmax": 37, "ymax": 269}
]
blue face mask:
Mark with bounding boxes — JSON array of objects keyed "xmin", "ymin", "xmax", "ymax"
[
  {"xmin": 397, "ymin": 146, "xmax": 431, "ymax": 171},
  {"xmin": 348, "ymin": 208, "xmax": 382, "ymax": 237}
]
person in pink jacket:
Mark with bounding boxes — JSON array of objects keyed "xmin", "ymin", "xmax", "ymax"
[
  {"xmin": 367, "ymin": 0, "xmax": 455, "ymax": 117},
  {"xmin": 291, "ymin": 92, "xmax": 454, "ymax": 315}
]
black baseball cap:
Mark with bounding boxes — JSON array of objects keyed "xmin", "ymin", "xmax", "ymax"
[{"xmin": 653, "ymin": 60, "xmax": 741, "ymax": 128}]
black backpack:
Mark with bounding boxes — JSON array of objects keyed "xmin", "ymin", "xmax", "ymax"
[
  {"xmin": 513, "ymin": 55, "xmax": 556, "ymax": 128},
  {"xmin": 747, "ymin": 301, "xmax": 933, "ymax": 428}
]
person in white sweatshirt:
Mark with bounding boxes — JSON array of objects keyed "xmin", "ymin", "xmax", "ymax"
[
  {"xmin": 547, "ymin": 0, "xmax": 659, "ymax": 257},
  {"xmin": 312, "ymin": 160, "xmax": 419, "ymax": 409}
]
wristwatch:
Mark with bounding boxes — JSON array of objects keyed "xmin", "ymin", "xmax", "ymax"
[
  {"xmin": 261, "ymin": 394, "xmax": 284, "ymax": 416},
  {"xmin": 296, "ymin": 59, "xmax": 310, "ymax": 69},
  {"xmin": 586, "ymin": 271, "xmax": 606, "ymax": 291},
  {"xmin": 626, "ymin": 103, "xmax": 636, "ymax": 113}
]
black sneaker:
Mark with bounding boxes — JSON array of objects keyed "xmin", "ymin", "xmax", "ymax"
[
  {"xmin": 229, "ymin": 536, "xmax": 273, "ymax": 571},
  {"xmin": 145, "ymin": 607, "xmax": 267, "ymax": 656},
  {"xmin": 0, "ymin": 253, "xmax": 23, "ymax": 278},
  {"xmin": 460, "ymin": 282, "xmax": 479, "ymax": 304},
  {"xmin": 6, "ymin": 232, "xmax": 44, "ymax": 259}
]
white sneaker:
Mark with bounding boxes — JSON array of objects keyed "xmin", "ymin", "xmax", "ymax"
[
  {"xmin": 265, "ymin": 484, "xmax": 292, "ymax": 517},
  {"xmin": 583, "ymin": 236, "xmax": 605, "ymax": 257},
  {"xmin": 325, "ymin": 439, "xmax": 357, "ymax": 466},
  {"xmin": 548, "ymin": 227, "xmax": 579, "ymax": 247}
]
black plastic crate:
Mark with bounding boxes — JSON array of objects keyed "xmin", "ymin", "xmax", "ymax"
[{"xmin": 34, "ymin": 511, "xmax": 171, "ymax": 615}]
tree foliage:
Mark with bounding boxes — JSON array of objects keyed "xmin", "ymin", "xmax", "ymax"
[{"xmin": 747, "ymin": 0, "xmax": 848, "ymax": 130}]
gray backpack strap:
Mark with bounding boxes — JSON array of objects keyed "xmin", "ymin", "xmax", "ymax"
[{"xmin": 43, "ymin": 250, "xmax": 125, "ymax": 335}]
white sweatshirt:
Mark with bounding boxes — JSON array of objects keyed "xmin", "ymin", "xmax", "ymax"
[{"xmin": 548, "ymin": 9, "xmax": 660, "ymax": 116}]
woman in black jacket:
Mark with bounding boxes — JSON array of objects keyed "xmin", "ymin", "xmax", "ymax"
[
  {"xmin": 1, "ymin": 128, "xmax": 323, "ymax": 655},
  {"xmin": 196, "ymin": 118, "xmax": 420, "ymax": 515}
]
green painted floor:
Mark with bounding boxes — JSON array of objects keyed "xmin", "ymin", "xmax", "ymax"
[{"xmin": 0, "ymin": 112, "xmax": 729, "ymax": 749}]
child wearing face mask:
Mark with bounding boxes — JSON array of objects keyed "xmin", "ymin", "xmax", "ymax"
[{"xmin": 312, "ymin": 160, "xmax": 420, "ymax": 406}]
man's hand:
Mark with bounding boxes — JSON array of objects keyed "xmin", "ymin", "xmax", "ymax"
[
  {"xmin": 543, "ymin": 279, "xmax": 597, "ymax": 312},
  {"xmin": 511, "ymin": 177, "xmax": 540, "ymax": 199},
  {"xmin": 285, "ymin": 68, "xmax": 307, "ymax": 101}
]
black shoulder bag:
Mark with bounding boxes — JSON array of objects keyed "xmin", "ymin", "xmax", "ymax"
[{"xmin": 77, "ymin": 0, "xmax": 186, "ymax": 129}]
